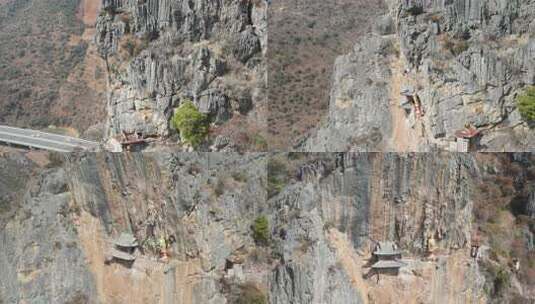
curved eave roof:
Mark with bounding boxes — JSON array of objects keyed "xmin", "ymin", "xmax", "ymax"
[
  {"xmin": 110, "ymin": 248, "xmax": 136, "ymax": 261},
  {"xmin": 371, "ymin": 260, "xmax": 405, "ymax": 269}
]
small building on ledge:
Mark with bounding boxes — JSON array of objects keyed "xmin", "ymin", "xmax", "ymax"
[
  {"xmin": 119, "ymin": 131, "xmax": 148, "ymax": 151},
  {"xmin": 106, "ymin": 233, "xmax": 139, "ymax": 266},
  {"xmin": 371, "ymin": 241, "xmax": 404, "ymax": 275},
  {"xmin": 114, "ymin": 232, "xmax": 138, "ymax": 252},
  {"xmin": 373, "ymin": 241, "xmax": 401, "ymax": 259},
  {"xmin": 371, "ymin": 260, "xmax": 405, "ymax": 270},
  {"xmin": 110, "ymin": 247, "xmax": 136, "ymax": 262},
  {"xmin": 400, "ymin": 87, "xmax": 424, "ymax": 118},
  {"xmin": 454, "ymin": 126, "xmax": 480, "ymax": 152},
  {"xmin": 470, "ymin": 234, "xmax": 481, "ymax": 259}
]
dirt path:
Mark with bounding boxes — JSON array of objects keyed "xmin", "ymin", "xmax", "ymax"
[
  {"xmin": 327, "ymin": 229, "xmax": 370, "ymax": 304},
  {"xmin": 389, "ymin": 59, "xmax": 421, "ymax": 151},
  {"xmin": 74, "ymin": 0, "xmax": 105, "ymax": 92},
  {"xmin": 76, "ymin": 0, "xmax": 101, "ymax": 26}
]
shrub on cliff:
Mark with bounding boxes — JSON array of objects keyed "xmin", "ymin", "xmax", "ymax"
[
  {"xmin": 267, "ymin": 157, "xmax": 289, "ymax": 198},
  {"xmin": 171, "ymin": 101, "xmax": 209, "ymax": 147},
  {"xmin": 517, "ymin": 86, "xmax": 535, "ymax": 122},
  {"xmin": 492, "ymin": 266, "xmax": 511, "ymax": 297},
  {"xmin": 439, "ymin": 34, "xmax": 469, "ymax": 56},
  {"xmin": 252, "ymin": 215, "xmax": 269, "ymax": 245},
  {"xmin": 236, "ymin": 283, "xmax": 267, "ymax": 304}
]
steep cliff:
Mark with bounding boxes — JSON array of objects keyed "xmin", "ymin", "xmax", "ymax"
[
  {"xmin": 95, "ymin": 0, "xmax": 267, "ymax": 151},
  {"xmin": 269, "ymin": 152, "xmax": 534, "ymax": 303},
  {"xmin": 267, "ymin": 0, "xmax": 387, "ymax": 149},
  {"xmin": 1, "ymin": 151, "xmax": 534, "ymax": 303},
  {"xmin": 1, "ymin": 151, "xmax": 270, "ymax": 303},
  {"xmin": 0, "ymin": 153, "xmax": 98, "ymax": 303},
  {"xmin": 304, "ymin": 0, "xmax": 535, "ymax": 151}
]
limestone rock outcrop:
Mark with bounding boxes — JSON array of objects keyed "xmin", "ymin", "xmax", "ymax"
[
  {"xmin": 95, "ymin": 0, "xmax": 266, "ymax": 149},
  {"xmin": 2, "ymin": 152, "xmax": 534, "ymax": 303},
  {"xmin": 305, "ymin": 0, "xmax": 535, "ymax": 151},
  {"xmin": 0, "ymin": 165, "xmax": 97, "ymax": 303}
]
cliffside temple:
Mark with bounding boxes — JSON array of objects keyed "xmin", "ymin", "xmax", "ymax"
[
  {"xmin": 1, "ymin": 0, "xmax": 535, "ymax": 303},
  {"xmin": 370, "ymin": 241, "xmax": 405, "ymax": 275}
]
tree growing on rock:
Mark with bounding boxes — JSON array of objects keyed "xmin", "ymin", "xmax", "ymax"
[
  {"xmin": 517, "ymin": 86, "xmax": 535, "ymax": 123},
  {"xmin": 252, "ymin": 215, "xmax": 269, "ymax": 245},
  {"xmin": 171, "ymin": 100, "xmax": 209, "ymax": 147}
]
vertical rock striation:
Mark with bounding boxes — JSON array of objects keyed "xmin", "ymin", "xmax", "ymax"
[
  {"xmin": 95, "ymin": 0, "xmax": 266, "ymax": 149},
  {"xmin": 1, "ymin": 152, "xmax": 534, "ymax": 303},
  {"xmin": 305, "ymin": 0, "xmax": 535, "ymax": 151},
  {"xmin": 0, "ymin": 165, "xmax": 98, "ymax": 303}
]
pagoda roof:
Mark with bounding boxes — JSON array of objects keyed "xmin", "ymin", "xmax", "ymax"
[
  {"xmin": 371, "ymin": 260, "xmax": 405, "ymax": 269},
  {"xmin": 114, "ymin": 233, "xmax": 138, "ymax": 248},
  {"xmin": 110, "ymin": 248, "xmax": 136, "ymax": 261},
  {"xmin": 455, "ymin": 127, "xmax": 480, "ymax": 139},
  {"xmin": 374, "ymin": 241, "xmax": 401, "ymax": 256}
]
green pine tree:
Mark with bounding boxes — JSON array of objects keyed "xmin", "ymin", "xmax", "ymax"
[
  {"xmin": 171, "ymin": 100, "xmax": 209, "ymax": 147},
  {"xmin": 517, "ymin": 86, "xmax": 535, "ymax": 122}
]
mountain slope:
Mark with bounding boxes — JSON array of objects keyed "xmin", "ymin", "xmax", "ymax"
[
  {"xmin": 1, "ymin": 151, "xmax": 533, "ymax": 303},
  {"xmin": 0, "ymin": 0, "xmax": 107, "ymax": 135},
  {"xmin": 267, "ymin": 0, "xmax": 387, "ymax": 149},
  {"xmin": 95, "ymin": 0, "xmax": 267, "ymax": 151},
  {"xmin": 304, "ymin": 0, "xmax": 535, "ymax": 151}
]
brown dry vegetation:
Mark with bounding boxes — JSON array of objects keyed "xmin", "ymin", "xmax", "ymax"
[
  {"xmin": 209, "ymin": 115, "xmax": 268, "ymax": 152},
  {"xmin": 0, "ymin": 0, "xmax": 106, "ymax": 133},
  {"xmin": 472, "ymin": 154, "xmax": 535, "ymax": 301},
  {"xmin": 267, "ymin": 0, "xmax": 387, "ymax": 149}
]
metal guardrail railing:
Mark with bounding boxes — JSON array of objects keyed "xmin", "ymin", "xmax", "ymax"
[{"xmin": 0, "ymin": 125, "xmax": 100, "ymax": 152}]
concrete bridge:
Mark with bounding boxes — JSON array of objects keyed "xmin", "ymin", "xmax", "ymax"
[{"xmin": 0, "ymin": 125, "xmax": 100, "ymax": 152}]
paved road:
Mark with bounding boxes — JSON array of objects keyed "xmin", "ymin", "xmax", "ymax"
[{"xmin": 0, "ymin": 125, "xmax": 100, "ymax": 152}]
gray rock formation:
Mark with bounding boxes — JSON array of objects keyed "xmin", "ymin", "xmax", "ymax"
[
  {"xmin": 305, "ymin": 0, "xmax": 535, "ymax": 151},
  {"xmin": 268, "ymin": 152, "xmax": 534, "ymax": 303},
  {"xmin": 270, "ymin": 208, "xmax": 365, "ymax": 304},
  {"xmin": 304, "ymin": 35, "xmax": 395, "ymax": 151},
  {"xmin": 0, "ymin": 166, "xmax": 97, "ymax": 303},
  {"xmin": 2, "ymin": 152, "xmax": 534, "ymax": 303},
  {"xmin": 271, "ymin": 153, "xmax": 477, "ymax": 255},
  {"xmin": 95, "ymin": 0, "xmax": 266, "ymax": 149},
  {"xmin": 68, "ymin": 152, "xmax": 269, "ymax": 303}
]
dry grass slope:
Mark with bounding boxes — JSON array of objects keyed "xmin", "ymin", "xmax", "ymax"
[
  {"xmin": 267, "ymin": 0, "xmax": 387, "ymax": 149},
  {"xmin": 0, "ymin": 0, "xmax": 106, "ymax": 133}
]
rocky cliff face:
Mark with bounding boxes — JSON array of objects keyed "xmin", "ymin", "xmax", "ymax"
[
  {"xmin": 95, "ymin": 0, "xmax": 267, "ymax": 150},
  {"xmin": 1, "ymin": 151, "xmax": 534, "ymax": 303},
  {"xmin": 1, "ymin": 152, "xmax": 269, "ymax": 303},
  {"xmin": 305, "ymin": 0, "xmax": 535, "ymax": 151},
  {"xmin": 0, "ymin": 154, "xmax": 98, "ymax": 303},
  {"xmin": 67, "ymin": 152, "xmax": 269, "ymax": 303},
  {"xmin": 270, "ymin": 152, "xmax": 535, "ymax": 303},
  {"xmin": 269, "ymin": 153, "xmax": 480, "ymax": 303}
]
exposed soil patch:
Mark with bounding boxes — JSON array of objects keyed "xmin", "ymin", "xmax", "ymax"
[
  {"xmin": 76, "ymin": 0, "xmax": 101, "ymax": 26},
  {"xmin": 389, "ymin": 59, "xmax": 421, "ymax": 151}
]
